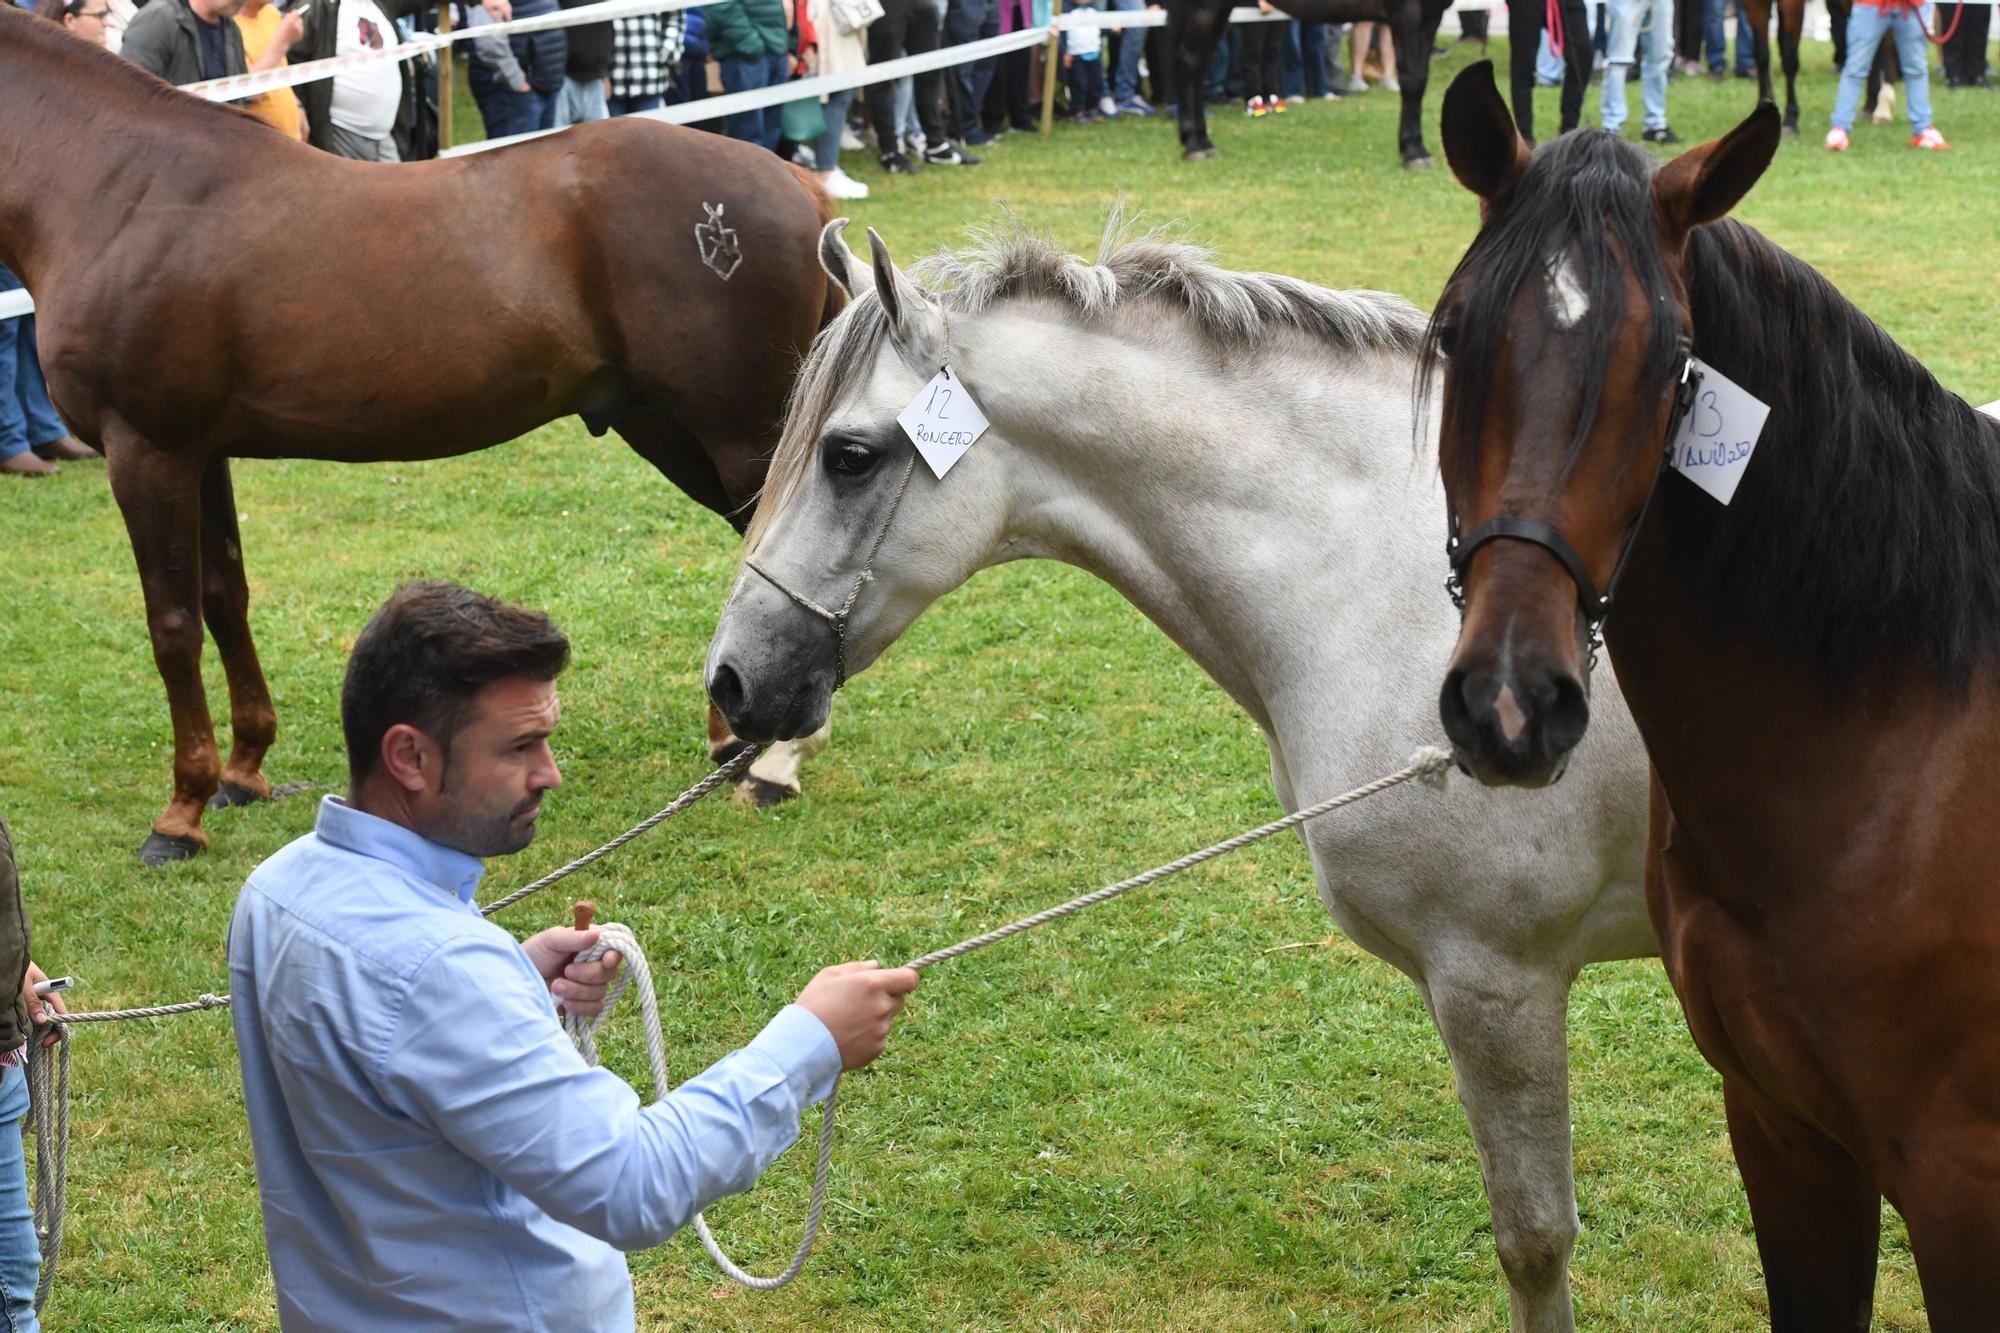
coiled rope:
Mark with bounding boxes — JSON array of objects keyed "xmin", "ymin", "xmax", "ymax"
[{"xmin": 25, "ymin": 743, "xmax": 1453, "ymax": 1302}]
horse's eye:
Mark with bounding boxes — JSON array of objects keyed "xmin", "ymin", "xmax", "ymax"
[{"xmin": 826, "ymin": 441, "xmax": 878, "ymax": 476}]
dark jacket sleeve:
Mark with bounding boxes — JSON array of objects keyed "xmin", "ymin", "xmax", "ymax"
[
  {"xmin": 704, "ymin": 0, "xmax": 755, "ymax": 60},
  {"xmin": 119, "ymin": 3, "xmax": 181, "ymax": 80}
]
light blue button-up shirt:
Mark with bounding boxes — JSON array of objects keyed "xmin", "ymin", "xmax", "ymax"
[{"xmin": 228, "ymin": 796, "xmax": 841, "ymax": 1332}]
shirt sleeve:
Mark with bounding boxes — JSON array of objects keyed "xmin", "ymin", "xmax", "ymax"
[
  {"xmin": 465, "ymin": 8, "xmax": 529, "ymax": 86},
  {"xmin": 379, "ymin": 930, "xmax": 842, "ymax": 1252}
]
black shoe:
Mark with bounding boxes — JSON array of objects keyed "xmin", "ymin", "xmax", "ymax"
[
  {"xmin": 1734, "ymin": 66, "xmax": 1755, "ymax": 79},
  {"xmin": 924, "ymin": 142, "xmax": 980, "ymax": 165},
  {"xmin": 1642, "ymin": 125, "xmax": 1682, "ymax": 143},
  {"xmin": 1707, "ymin": 66, "xmax": 1725, "ymax": 81},
  {"xmin": 881, "ymin": 150, "xmax": 920, "ymax": 174}
]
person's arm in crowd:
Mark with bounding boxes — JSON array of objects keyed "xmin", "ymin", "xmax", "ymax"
[
  {"xmin": 380, "ymin": 931, "xmax": 914, "ymax": 1251},
  {"xmin": 466, "ymin": 5, "xmax": 531, "ymax": 91},
  {"xmin": 248, "ymin": 8, "xmax": 306, "ymax": 72},
  {"xmin": 661, "ymin": 7, "xmax": 686, "ymax": 69},
  {"xmin": 117, "ymin": 6, "xmax": 176, "ymax": 81}
]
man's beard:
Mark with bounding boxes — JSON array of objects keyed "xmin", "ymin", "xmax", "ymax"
[{"xmin": 424, "ymin": 794, "xmax": 542, "ymax": 859}]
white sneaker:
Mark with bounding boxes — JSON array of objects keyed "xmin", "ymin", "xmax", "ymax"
[
  {"xmin": 1099, "ymin": 95, "xmax": 1118, "ymax": 117},
  {"xmin": 841, "ymin": 126, "xmax": 865, "ymax": 152},
  {"xmin": 820, "ymin": 168, "xmax": 870, "ymax": 199},
  {"xmin": 1382, "ymin": 74, "xmax": 1401, "ymax": 91},
  {"xmin": 1345, "ymin": 72, "xmax": 1370, "ymax": 94}
]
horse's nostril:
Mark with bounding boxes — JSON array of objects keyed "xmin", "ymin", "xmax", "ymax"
[
  {"xmin": 1439, "ymin": 667, "xmax": 1480, "ymax": 751},
  {"xmin": 1542, "ymin": 670, "xmax": 1592, "ymax": 759},
  {"xmin": 708, "ymin": 662, "xmax": 747, "ymax": 725}
]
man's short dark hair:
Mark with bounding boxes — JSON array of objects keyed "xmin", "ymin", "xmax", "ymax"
[{"xmin": 342, "ymin": 581, "xmax": 571, "ymax": 787}]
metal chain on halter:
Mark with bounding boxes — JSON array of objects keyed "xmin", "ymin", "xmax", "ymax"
[{"xmin": 566, "ymin": 746, "xmax": 1454, "ymax": 1291}]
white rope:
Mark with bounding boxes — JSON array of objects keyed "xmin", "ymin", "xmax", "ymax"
[{"xmin": 24, "ymin": 1031, "xmax": 69, "ymax": 1313}]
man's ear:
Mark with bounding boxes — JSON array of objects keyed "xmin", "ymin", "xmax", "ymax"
[
  {"xmin": 867, "ymin": 226, "xmax": 947, "ymax": 375},
  {"xmin": 1652, "ymin": 103, "xmax": 1781, "ymax": 244},
  {"xmin": 378, "ymin": 723, "xmax": 440, "ymax": 795},
  {"xmin": 1441, "ymin": 61, "xmax": 1533, "ymax": 209},
  {"xmin": 819, "ymin": 218, "xmax": 870, "ymax": 301}
]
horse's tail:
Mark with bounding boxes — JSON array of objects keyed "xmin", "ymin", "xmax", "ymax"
[{"xmin": 786, "ymin": 161, "xmax": 846, "ymax": 330}]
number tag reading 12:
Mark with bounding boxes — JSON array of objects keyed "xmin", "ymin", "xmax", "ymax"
[
  {"xmin": 898, "ymin": 365, "xmax": 990, "ymax": 480},
  {"xmin": 1667, "ymin": 357, "xmax": 1770, "ymax": 506}
]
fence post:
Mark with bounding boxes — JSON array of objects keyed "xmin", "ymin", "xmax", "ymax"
[
  {"xmin": 1039, "ymin": 0, "xmax": 1064, "ymax": 139},
  {"xmin": 437, "ymin": 5, "xmax": 454, "ymax": 150}
]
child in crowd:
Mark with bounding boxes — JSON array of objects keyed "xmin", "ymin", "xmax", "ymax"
[{"xmin": 1063, "ymin": 2, "xmax": 1105, "ymax": 123}]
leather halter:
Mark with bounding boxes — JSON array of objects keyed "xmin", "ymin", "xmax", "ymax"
[{"xmin": 1444, "ymin": 345, "xmax": 1701, "ymax": 668}]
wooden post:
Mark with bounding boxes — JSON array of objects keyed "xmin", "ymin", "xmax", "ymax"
[
  {"xmin": 436, "ymin": 3, "xmax": 454, "ymax": 150},
  {"xmin": 1038, "ymin": 0, "xmax": 1064, "ymax": 139}
]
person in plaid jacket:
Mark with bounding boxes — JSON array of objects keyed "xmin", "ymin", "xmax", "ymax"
[{"xmin": 608, "ymin": 10, "xmax": 687, "ymax": 114}]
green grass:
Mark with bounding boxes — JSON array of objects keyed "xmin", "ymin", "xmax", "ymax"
[{"xmin": 12, "ymin": 41, "xmax": 1995, "ymax": 1329}]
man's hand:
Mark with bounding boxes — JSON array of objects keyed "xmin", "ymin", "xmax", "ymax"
[
  {"xmin": 274, "ymin": 9, "xmax": 305, "ymax": 52},
  {"xmin": 795, "ymin": 961, "xmax": 918, "ymax": 1071},
  {"xmin": 522, "ymin": 916, "xmax": 622, "ymax": 1018},
  {"xmin": 23, "ymin": 962, "xmax": 65, "ymax": 1049},
  {"xmin": 484, "ymin": 0, "xmax": 513, "ymax": 19}
]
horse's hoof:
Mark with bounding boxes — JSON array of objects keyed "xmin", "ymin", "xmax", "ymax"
[
  {"xmin": 1404, "ymin": 154, "xmax": 1436, "ymax": 171},
  {"xmin": 137, "ymin": 832, "xmax": 204, "ymax": 866},
  {"xmin": 1781, "ymin": 123, "xmax": 1799, "ymax": 138},
  {"xmin": 208, "ymin": 780, "xmax": 265, "ymax": 810},
  {"xmin": 1183, "ymin": 145, "xmax": 1219, "ymax": 162},
  {"xmin": 736, "ymin": 777, "xmax": 798, "ymax": 809}
]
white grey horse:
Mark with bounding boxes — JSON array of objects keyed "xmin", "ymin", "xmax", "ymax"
[{"xmin": 705, "ymin": 217, "xmax": 1653, "ymax": 1332}]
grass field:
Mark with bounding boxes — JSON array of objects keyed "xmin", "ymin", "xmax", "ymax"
[{"xmin": 9, "ymin": 38, "xmax": 1998, "ymax": 1330}]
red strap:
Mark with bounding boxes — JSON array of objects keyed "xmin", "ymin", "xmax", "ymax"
[{"xmin": 1547, "ymin": 0, "xmax": 1564, "ymax": 57}]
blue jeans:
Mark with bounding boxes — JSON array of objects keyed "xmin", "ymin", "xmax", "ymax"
[
  {"xmin": 555, "ymin": 74, "xmax": 609, "ymax": 127},
  {"xmin": 1602, "ymin": 0, "xmax": 1674, "ymax": 131},
  {"xmin": 1832, "ymin": 2, "xmax": 1933, "ymax": 130},
  {"xmin": 813, "ymin": 88, "xmax": 856, "ymax": 172},
  {"xmin": 0, "ymin": 1065, "xmax": 40, "ymax": 1332},
  {"xmin": 1536, "ymin": 28, "xmax": 1564, "ymax": 83},
  {"xmin": 471, "ymin": 80, "xmax": 558, "ymax": 138},
  {"xmin": 1108, "ymin": 0, "xmax": 1146, "ymax": 101},
  {"xmin": 607, "ymin": 92, "xmax": 663, "ymax": 116},
  {"xmin": 720, "ymin": 52, "xmax": 790, "ymax": 150},
  {"xmin": 0, "ymin": 268, "xmax": 65, "ymax": 463},
  {"xmin": 1296, "ymin": 21, "xmax": 1330, "ymax": 96},
  {"xmin": 1703, "ymin": 0, "xmax": 1756, "ymax": 72}
]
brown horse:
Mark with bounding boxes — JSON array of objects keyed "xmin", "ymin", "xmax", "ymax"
[
  {"xmin": 1427, "ymin": 62, "xmax": 2000, "ymax": 1327},
  {"xmin": 1742, "ymin": 0, "xmax": 1806, "ymax": 135},
  {"xmin": 0, "ymin": 8, "xmax": 839, "ymax": 864}
]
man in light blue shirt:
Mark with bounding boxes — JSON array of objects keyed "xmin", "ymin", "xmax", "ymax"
[{"xmin": 229, "ymin": 581, "xmax": 918, "ymax": 1331}]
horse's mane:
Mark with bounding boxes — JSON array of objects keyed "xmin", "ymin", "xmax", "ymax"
[
  {"xmin": 1682, "ymin": 221, "xmax": 2000, "ymax": 688},
  {"xmin": 1420, "ymin": 127, "xmax": 2000, "ymax": 689},
  {"xmin": 746, "ymin": 210, "xmax": 1429, "ymax": 547},
  {"xmin": 1, "ymin": 3, "xmax": 278, "ymax": 137}
]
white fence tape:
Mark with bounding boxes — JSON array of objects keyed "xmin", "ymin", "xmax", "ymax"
[
  {"xmin": 183, "ymin": 0, "xmax": 715, "ymax": 103},
  {"xmin": 0, "ymin": 291, "xmax": 32, "ymax": 322}
]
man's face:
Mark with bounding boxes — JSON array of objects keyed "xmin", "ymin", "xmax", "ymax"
[{"xmin": 417, "ymin": 678, "xmax": 563, "ymax": 858}]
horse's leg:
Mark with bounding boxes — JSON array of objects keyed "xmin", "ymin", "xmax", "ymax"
[
  {"xmin": 1391, "ymin": 0, "xmax": 1447, "ymax": 168},
  {"xmin": 1723, "ymin": 1080, "xmax": 1880, "ymax": 1331},
  {"xmin": 1746, "ymin": 0, "xmax": 1776, "ymax": 106},
  {"xmin": 1424, "ymin": 967, "xmax": 1580, "ymax": 1333},
  {"xmin": 1778, "ymin": 0, "xmax": 1802, "ymax": 134},
  {"xmin": 1894, "ymin": 1137, "xmax": 2000, "ymax": 1330},
  {"xmin": 738, "ymin": 723, "xmax": 831, "ymax": 807},
  {"xmin": 198, "ymin": 456, "xmax": 278, "ymax": 809},
  {"xmin": 105, "ymin": 433, "xmax": 220, "ymax": 864},
  {"xmin": 1170, "ymin": 0, "xmax": 1224, "ymax": 159}
]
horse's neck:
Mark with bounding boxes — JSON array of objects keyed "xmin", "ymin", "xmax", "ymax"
[
  {"xmin": 964, "ymin": 313, "xmax": 1450, "ymax": 766},
  {"xmin": 0, "ymin": 17, "xmax": 193, "ymax": 283}
]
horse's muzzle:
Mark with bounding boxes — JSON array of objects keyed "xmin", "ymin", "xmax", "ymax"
[{"xmin": 1439, "ymin": 657, "xmax": 1590, "ymax": 788}]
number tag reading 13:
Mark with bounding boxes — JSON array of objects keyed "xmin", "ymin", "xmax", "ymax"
[
  {"xmin": 1667, "ymin": 356, "xmax": 1770, "ymax": 506},
  {"xmin": 898, "ymin": 365, "xmax": 990, "ymax": 480}
]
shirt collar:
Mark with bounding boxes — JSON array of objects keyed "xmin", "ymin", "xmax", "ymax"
[{"xmin": 314, "ymin": 796, "xmax": 487, "ymax": 906}]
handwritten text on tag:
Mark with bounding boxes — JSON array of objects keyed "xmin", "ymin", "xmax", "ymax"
[
  {"xmin": 1668, "ymin": 357, "xmax": 1770, "ymax": 506},
  {"xmin": 898, "ymin": 366, "xmax": 989, "ymax": 480}
]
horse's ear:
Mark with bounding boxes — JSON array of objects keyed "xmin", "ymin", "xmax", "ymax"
[
  {"xmin": 1652, "ymin": 103, "xmax": 1780, "ymax": 241},
  {"xmin": 866, "ymin": 226, "xmax": 946, "ymax": 370},
  {"xmin": 819, "ymin": 219, "xmax": 869, "ymax": 301},
  {"xmin": 1441, "ymin": 62, "xmax": 1531, "ymax": 206}
]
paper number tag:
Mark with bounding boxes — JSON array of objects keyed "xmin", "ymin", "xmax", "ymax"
[
  {"xmin": 898, "ymin": 366, "xmax": 989, "ymax": 480},
  {"xmin": 1668, "ymin": 357, "xmax": 1770, "ymax": 506},
  {"xmin": 1979, "ymin": 399, "xmax": 2000, "ymax": 421}
]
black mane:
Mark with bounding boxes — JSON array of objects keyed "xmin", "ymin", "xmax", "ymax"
[
  {"xmin": 1683, "ymin": 221, "xmax": 2000, "ymax": 688},
  {"xmin": 1422, "ymin": 127, "xmax": 2000, "ymax": 689}
]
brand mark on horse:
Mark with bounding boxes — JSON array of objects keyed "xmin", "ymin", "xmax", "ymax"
[{"xmin": 696, "ymin": 203, "xmax": 743, "ymax": 281}]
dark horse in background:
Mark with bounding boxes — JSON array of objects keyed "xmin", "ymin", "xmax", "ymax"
[
  {"xmin": 1167, "ymin": 0, "xmax": 1452, "ymax": 164},
  {"xmin": 1431, "ymin": 60, "xmax": 2000, "ymax": 1326},
  {"xmin": 1744, "ymin": 0, "xmax": 1806, "ymax": 134},
  {"xmin": 1, "ymin": 8, "xmax": 840, "ymax": 865}
]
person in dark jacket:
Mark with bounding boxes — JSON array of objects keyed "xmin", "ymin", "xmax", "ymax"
[
  {"xmin": 707, "ymin": 0, "xmax": 793, "ymax": 150},
  {"xmin": 469, "ymin": 0, "xmax": 565, "ymax": 138},
  {"xmin": 556, "ymin": 0, "xmax": 615, "ymax": 124},
  {"xmin": 121, "ymin": 0, "xmax": 253, "ymax": 86},
  {"xmin": 286, "ymin": 0, "xmax": 508, "ymax": 159},
  {"xmin": 0, "ymin": 812, "xmax": 70, "ymax": 1333}
]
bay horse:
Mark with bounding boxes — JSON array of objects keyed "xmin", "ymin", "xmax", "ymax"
[
  {"xmin": 0, "ymin": 8, "xmax": 838, "ymax": 865},
  {"xmin": 706, "ymin": 215, "xmax": 1662, "ymax": 1330},
  {"xmin": 1743, "ymin": 0, "xmax": 1806, "ymax": 136},
  {"xmin": 1429, "ymin": 61, "xmax": 2000, "ymax": 1327},
  {"xmin": 1165, "ymin": 0, "xmax": 1452, "ymax": 164}
]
